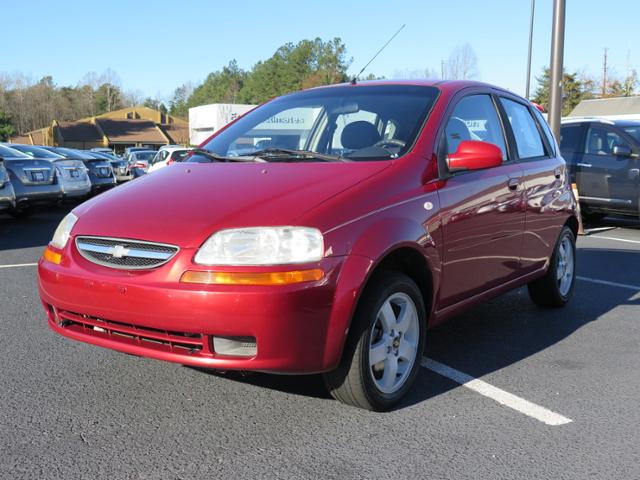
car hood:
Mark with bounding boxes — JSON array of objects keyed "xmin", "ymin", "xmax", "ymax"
[{"xmin": 73, "ymin": 161, "xmax": 390, "ymax": 248}]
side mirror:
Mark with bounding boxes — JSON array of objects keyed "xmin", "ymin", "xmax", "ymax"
[
  {"xmin": 447, "ymin": 140, "xmax": 503, "ymax": 172},
  {"xmin": 613, "ymin": 145, "xmax": 632, "ymax": 157}
]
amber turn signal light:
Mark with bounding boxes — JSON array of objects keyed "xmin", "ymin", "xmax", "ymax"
[
  {"xmin": 180, "ymin": 269, "xmax": 324, "ymax": 285},
  {"xmin": 43, "ymin": 247, "xmax": 62, "ymax": 265}
]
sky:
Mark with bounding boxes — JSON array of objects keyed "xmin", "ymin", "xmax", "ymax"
[{"xmin": 2, "ymin": 0, "xmax": 639, "ymax": 102}]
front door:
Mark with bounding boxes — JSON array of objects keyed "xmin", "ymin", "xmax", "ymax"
[
  {"xmin": 577, "ymin": 124, "xmax": 640, "ymax": 213},
  {"xmin": 437, "ymin": 93, "xmax": 525, "ymax": 308}
]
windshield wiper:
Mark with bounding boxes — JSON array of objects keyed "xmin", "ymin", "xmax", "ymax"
[
  {"xmin": 246, "ymin": 148, "xmax": 347, "ymax": 162},
  {"xmin": 188, "ymin": 148, "xmax": 260, "ymax": 163}
]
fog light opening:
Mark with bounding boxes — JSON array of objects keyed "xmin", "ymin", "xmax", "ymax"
[{"xmin": 212, "ymin": 336, "xmax": 257, "ymax": 357}]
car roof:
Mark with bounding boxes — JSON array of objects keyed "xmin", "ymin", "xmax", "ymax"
[
  {"xmin": 561, "ymin": 117, "xmax": 616, "ymax": 126},
  {"xmin": 301, "ymin": 79, "xmax": 515, "ymax": 96},
  {"xmin": 160, "ymin": 147, "xmax": 191, "ymax": 153}
]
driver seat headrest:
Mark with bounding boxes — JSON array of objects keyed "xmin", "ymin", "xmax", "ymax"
[{"xmin": 341, "ymin": 121, "xmax": 381, "ymax": 150}]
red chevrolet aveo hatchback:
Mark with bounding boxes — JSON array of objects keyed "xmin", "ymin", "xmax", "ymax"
[{"xmin": 38, "ymin": 80, "xmax": 578, "ymax": 410}]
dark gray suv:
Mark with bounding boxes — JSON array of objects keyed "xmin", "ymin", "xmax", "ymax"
[{"xmin": 560, "ymin": 118, "xmax": 640, "ymax": 221}]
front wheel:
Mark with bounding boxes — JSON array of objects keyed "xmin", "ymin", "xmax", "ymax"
[
  {"xmin": 528, "ymin": 225, "xmax": 576, "ymax": 307},
  {"xmin": 323, "ymin": 272, "xmax": 426, "ymax": 411}
]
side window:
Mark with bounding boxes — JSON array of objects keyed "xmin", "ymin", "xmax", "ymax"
[
  {"xmin": 500, "ymin": 98, "xmax": 546, "ymax": 159},
  {"xmin": 560, "ymin": 125, "xmax": 583, "ymax": 152},
  {"xmin": 443, "ymin": 95, "xmax": 507, "ymax": 161},
  {"xmin": 585, "ymin": 125, "xmax": 631, "ymax": 156},
  {"xmin": 532, "ymin": 108, "xmax": 556, "ymax": 156}
]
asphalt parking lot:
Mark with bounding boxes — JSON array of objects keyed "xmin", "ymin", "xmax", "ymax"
[{"xmin": 1, "ymin": 208, "xmax": 639, "ymax": 480}]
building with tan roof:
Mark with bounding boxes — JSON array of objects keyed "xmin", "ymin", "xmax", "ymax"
[{"xmin": 10, "ymin": 106, "xmax": 189, "ymax": 153}]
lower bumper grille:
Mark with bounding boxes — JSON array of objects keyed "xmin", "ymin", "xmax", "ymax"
[{"xmin": 55, "ymin": 309, "xmax": 205, "ymax": 354}]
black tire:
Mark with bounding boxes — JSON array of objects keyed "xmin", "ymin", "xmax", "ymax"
[
  {"xmin": 8, "ymin": 205, "xmax": 31, "ymax": 218},
  {"xmin": 581, "ymin": 211, "xmax": 606, "ymax": 225},
  {"xmin": 323, "ymin": 272, "xmax": 427, "ymax": 411},
  {"xmin": 528, "ymin": 225, "xmax": 576, "ymax": 308}
]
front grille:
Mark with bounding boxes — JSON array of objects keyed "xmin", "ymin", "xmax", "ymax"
[
  {"xmin": 56, "ymin": 309, "xmax": 204, "ymax": 354},
  {"xmin": 75, "ymin": 236, "xmax": 179, "ymax": 270}
]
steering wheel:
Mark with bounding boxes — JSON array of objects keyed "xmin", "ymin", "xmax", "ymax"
[{"xmin": 373, "ymin": 138, "xmax": 406, "ymax": 149}]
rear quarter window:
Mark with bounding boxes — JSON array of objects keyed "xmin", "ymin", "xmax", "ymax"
[{"xmin": 532, "ymin": 109, "xmax": 557, "ymax": 156}]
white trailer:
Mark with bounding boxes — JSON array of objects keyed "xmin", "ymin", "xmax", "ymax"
[{"xmin": 189, "ymin": 103, "xmax": 256, "ymax": 146}]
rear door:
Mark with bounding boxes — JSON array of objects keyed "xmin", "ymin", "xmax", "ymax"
[
  {"xmin": 559, "ymin": 123, "xmax": 586, "ymax": 185},
  {"xmin": 498, "ymin": 96, "xmax": 567, "ymax": 274},
  {"xmin": 437, "ymin": 92, "xmax": 525, "ymax": 308},
  {"xmin": 578, "ymin": 124, "xmax": 639, "ymax": 213}
]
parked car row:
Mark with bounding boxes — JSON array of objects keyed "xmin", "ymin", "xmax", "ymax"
[{"xmin": 0, "ymin": 143, "xmax": 193, "ymax": 218}]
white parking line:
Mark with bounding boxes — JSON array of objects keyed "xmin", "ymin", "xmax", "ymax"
[
  {"xmin": 0, "ymin": 262, "xmax": 38, "ymax": 269},
  {"xmin": 587, "ymin": 235, "xmax": 640, "ymax": 245},
  {"xmin": 421, "ymin": 358, "xmax": 573, "ymax": 426},
  {"xmin": 576, "ymin": 276, "xmax": 640, "ymax": 292}
]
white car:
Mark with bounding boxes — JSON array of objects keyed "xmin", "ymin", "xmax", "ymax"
[{"xmin": 148, "ymin": 147, "xmax": 193, "ymax": 173}]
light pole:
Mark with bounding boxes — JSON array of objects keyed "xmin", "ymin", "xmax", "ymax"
[
  {"xmin": 525, "ymin": 0, "xmax": 536, "ymax": 99},
  {"xmin": 548, "ymin": 0, "xmax": 566, "ymax": 138}
]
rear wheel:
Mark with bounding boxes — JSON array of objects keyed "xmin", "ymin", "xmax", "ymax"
[
  {"xmin": 8, "ymin": 204, "xmax": 31, "ymax": 219},
  {"xmin": 323, "ymin": 272, "xmax": 426, "ymax": 411},
  {"xmin": 528, "ymin": 226, "xmax": 576, "ymax": 307},
  {"xmin": 581, "ymin": 211, "xmax": 606, "ymax": 225}
]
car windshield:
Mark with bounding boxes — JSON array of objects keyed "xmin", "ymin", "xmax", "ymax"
[
  {"xmin": 170, "ymin": 150, "xmax": 191, "ymax": 162},
  {"xmin": 134, "ymin": 152, "xmax": 156, "ymax": 161},
  {"xmin": 622, "ymin": 126, "xmax": 640, "ymax": 143},
  {"xmin": 0, "ymin": 144, "xmax": 31, "ymax": 159},
  {"xmin": 200, "ymin": 85, "xmax": 439, "ymax": 162}
]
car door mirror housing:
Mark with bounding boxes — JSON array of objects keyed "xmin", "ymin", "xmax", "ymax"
[
  {"xmin": 613, "ymin": 145, "xmax": 632, "ymax": 157},
  {"xmin": 447, "ymin": 140, "xmax": 503, "ymax": 172}
]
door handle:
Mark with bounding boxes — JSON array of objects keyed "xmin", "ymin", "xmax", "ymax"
[
  {"xmin": 576, "ymin": 162, "xmax": 592, "ymax": 168},
  {"xmin": 507, "ymin": 178, "xmax": 520, "ymax": 191}
]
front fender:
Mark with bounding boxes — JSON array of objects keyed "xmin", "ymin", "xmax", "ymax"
[{"xmin": 322, "ymin": 205, "xmax": 442, "ymax": 369}]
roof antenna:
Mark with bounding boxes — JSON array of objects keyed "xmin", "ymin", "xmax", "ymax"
[{"xmin": 351, "ymin": 24, "xmax": 406, "ymax": 85}]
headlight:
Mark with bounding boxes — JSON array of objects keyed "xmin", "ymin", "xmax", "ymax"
[
  {"xmin": 50, "ymin": 213, "xmax": 78, "ymax": 249},
  {"xmin": 194, "ymin": 227, "xmax": 324, "ymax": 266}
]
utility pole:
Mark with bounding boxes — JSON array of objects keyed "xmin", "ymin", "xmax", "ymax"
[
  {"xmin": 525, "ymin": 0, "xmax": 536, "ymax": 99},
  {"xmin": 548, "ymin": 0, "xmax": 566, "ymax": 139},
  {"xmin": 602, "ymin": 47, "xmax": 608, "ymax": 97},
  {"xmin": 441, "ymin": 60, "xmax": 445, "ymax": 79}
]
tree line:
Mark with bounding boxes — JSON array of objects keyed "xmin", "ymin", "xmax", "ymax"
[{"xmin": 532, "ymin": 66, "xmax": 639, "ymax": 116}]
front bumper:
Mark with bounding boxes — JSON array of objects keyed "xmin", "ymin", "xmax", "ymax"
[{"xmin": 38, "ymin": 244, "xmax": 347, "ymax": 373}]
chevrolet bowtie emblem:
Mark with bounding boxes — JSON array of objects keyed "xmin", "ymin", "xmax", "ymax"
[{"xmin": 110, "ymin": 245, "xmax": 130, "ymax": 258}]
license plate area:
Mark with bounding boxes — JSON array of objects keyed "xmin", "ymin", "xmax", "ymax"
[
  {"xmin": 70, "ymin": 169, "xmax": 80, "ymax": 178},
  {"xmin": 31, "ymin": 171, "xmax": 45, "ymax": 181}
]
